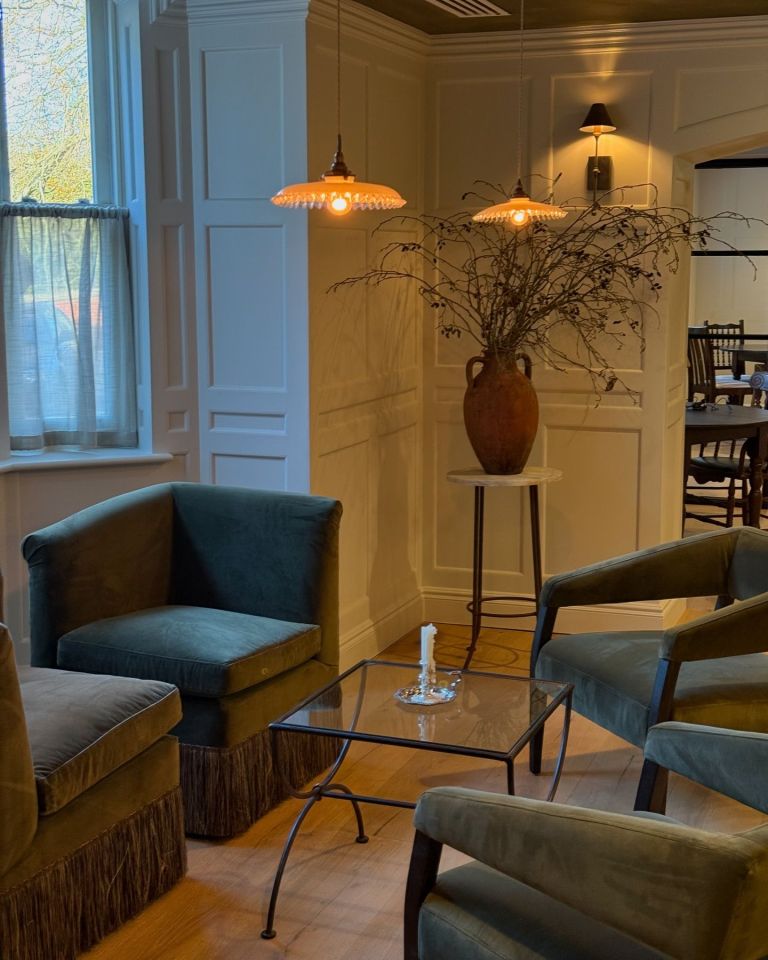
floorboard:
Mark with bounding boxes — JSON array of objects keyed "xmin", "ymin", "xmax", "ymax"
[{"xmin": 84, "ymin": 623, "xmax": 766, "ymax": 959}]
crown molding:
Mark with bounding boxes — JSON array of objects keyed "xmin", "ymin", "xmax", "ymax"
[
  {"xmin": 428, "ymin": 15, "xmax": 768, "ymax": 61},
  {"xmin": 182, "ymin": 0, "xmax": 310, "ymax": 24},
  {"xmin": 308, "ymin": 0, "xmax": 429, "ymax": 60}
]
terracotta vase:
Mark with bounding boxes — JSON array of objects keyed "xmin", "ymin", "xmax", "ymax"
[{"xmin": 463, "ymin": 352, "xmax": 538, "ymax": 475}]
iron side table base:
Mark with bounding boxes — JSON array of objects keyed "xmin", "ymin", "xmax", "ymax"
[
  {"xmin": 462, "ymin": 484, "xmax": 543, "ymax": 671},
  {"xmin": 260, "ymin": 680, "xmax": 573, "ymax": 940}
]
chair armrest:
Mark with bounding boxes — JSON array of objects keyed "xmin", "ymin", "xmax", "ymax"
[
  {"xmin": 660, "ymin": 591, "xmax": 768, "ymax": 661},
  {"xmin": 414, "ymin": 786, "xmax": 768, "ymax": 960},
  {"xmin": 645, "ymin": 722, "xmax": 768, "ymax": 814},
  {"xmin": 539, "ymin": 529, "xmax": 737, "ymax": 610},
  {"xmin": 22, "ymin": 486, "xmax": 175, "ymax": 667}
]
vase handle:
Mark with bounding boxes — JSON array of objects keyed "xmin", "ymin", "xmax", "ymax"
[
  {"xmin": 465, "ymin": 355, "xmax": 486, "ymax": 388},
  {"xmin": 518, "ymin": 353, "xmax": 533, "ymax": 380}
]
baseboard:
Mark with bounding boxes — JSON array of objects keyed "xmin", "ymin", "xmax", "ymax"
[
  {"xmin": 423, "ymin": 588, "xmax": 686, "ymax": 634},
  {"xmin": 339, "ymin": 592, "xmax": 423, "ymax": 669}
]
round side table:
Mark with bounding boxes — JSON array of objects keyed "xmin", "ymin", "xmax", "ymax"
[{"xmin": 447, "ymin": 466, "xmax": 563, "ymax": 670}]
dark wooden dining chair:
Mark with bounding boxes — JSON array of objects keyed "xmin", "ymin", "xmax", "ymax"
[
  {"xmin": 687, "ymin": 336, "xmax": 750, "ymax": 404},
  {"xmin": 703, "ymin": 320, "xmax": 745, "ymax": 378},
  {"xmin": 684, "ymin": 437, "xmax": 750, "ymax": 528}
]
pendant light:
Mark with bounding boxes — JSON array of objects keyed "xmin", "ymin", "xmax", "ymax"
[
  {"xmin": 473, "ymin": 0, "xmax": 565, "ymax": 226},
  {"xmin": 271, "ymin": 0, "xmax": 406, "ymax": 216}
]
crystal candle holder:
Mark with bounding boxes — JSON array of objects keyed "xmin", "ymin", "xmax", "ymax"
[{"xmin": 394, "ymin": 665, "xmax": 460, "ymax": 706}]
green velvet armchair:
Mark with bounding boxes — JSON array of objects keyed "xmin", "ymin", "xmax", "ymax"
[
  {"xmin": 529, "ymin": 526, "xmax": 768, "ymax": 809},
  {"xmin": 404, "ymin": 778, "xmax": 768, "ymax": 960},
  {"xmin": 23, "ymin": 482, "xmax": 342, "ymax": 838},
  {"xmin": 0, "ymin": 622, "xmax": 185, "ymax": 960}
]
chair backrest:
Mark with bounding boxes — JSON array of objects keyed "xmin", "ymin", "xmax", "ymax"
[
  {"xmin": 687, "ymin": 335, "xmax": 716, "ymax": 402},
  {"xmin": 0, "ymin": 625, "xmax": 37, "ymax": 877},
  {"xmin": 704, "ymin": 320, "xmax": 744, "ymax": 371},
  {"xmin": 169, "ymin": 484, "xmax": 342, "ymax": 669}
]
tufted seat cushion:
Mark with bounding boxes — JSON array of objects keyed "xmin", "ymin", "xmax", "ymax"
[
  {"xmin": 536, "ymin": 632, "xmax": 768, "ymax": 747},
  {"xmin": 57, "ymin": 605, "xmax": 321, "ymax": 698},
  {"xmin": 18, "ymin": 667, "xmax": 180, "ymax": 815}
]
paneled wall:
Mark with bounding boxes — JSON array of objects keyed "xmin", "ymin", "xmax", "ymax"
[
  {"xmin": 187, "ymin": 0, "xmax": 311, "ymax": 491},
  {"xmin": 422, "ymin": 17, "xmax": 768, "ymax": 634},
  {"xmin": 307, "ymin": 2, "xmax": 426, "ymax": 663}
]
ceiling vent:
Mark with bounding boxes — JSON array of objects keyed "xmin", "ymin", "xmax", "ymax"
[{"xmin": 424, "ymin": 0, "xmax": 509, "ymax": 17}]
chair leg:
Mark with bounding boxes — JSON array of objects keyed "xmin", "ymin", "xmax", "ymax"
[
  {"xmin": 529, "ymin": 726, "xmax": 544, "ymax": 775},
  {"xmin": 634, "ymin": 760, "xmax": 669, "ymax": 813},
  {"xmin": 404, "ymin": 831, "xmax": 443, "ymax": 960},
  {"xmin": 726, "ymin": 478, "xmax": 736, "ymax": 527}
]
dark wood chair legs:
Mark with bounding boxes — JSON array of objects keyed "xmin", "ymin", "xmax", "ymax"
[{"xmin": 634, "ymin": 759, "xmax": 669, "ymax": 813}]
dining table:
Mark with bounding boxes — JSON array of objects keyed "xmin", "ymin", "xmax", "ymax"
[
  {"xmin": 723, "ymin": 341, "xmax": 768, "ymax": 379},
  {"xmin": 685, "ymin": 403, "xmax": 768, "ymax": 528}
]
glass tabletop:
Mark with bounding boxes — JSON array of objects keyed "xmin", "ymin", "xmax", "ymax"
[{"xmin": 272, "ymin": 660, "xmax": 571, "ymax": 759}]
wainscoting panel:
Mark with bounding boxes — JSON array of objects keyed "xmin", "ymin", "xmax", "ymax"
[
  {"xmin": 156, "ymin": 47, "xmax": 182, "ymax": 202},
  {"xmin": 434, "ymin": 75, "xmax": 525, "ymax": 210},
  {"xmin": 551, "ymin": 71, "xmax": 652, "ymax": 207},
  {"xmin": 189, "ymin": 8, "xmax": 310, "ymax": 491},
  {"xmin": 207, "ymin": 225, "xmax": 286, "ymax": 390},
  {"xmin": 203, "ymin": 47, "xmax": 284, "ymax": 201},
  {"xmin": 308, "ymin": 1, "xmax": 424, "ymax": 664},
  {"xmin": 140, "ymin": 4, "xmax": 199, "ymax": 471}
]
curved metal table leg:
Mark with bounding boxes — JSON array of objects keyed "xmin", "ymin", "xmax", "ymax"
[
  {"xmin": 324, "ymin": 782, "xmax": 368, "ymax": 842},
  {"xmin": 546, "ymin": 691, "xmax": 573, "ymax": 802},
  {"xmin": 262, "ymin": 667, "xmax": 371, "ymax": 939}
]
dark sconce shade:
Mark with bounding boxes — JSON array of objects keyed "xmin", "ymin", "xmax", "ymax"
[
  {"xmin": 580, "ymin": 103, "xmax": 616, "ymax": 201},
  {"xmin": 580, "ymin": 102, "xmax": 616, "ymax": 135}
]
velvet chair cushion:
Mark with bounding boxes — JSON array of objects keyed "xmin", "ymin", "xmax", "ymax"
[
  {"xmin": 175, "ymin": 659, "xmax": 336, "ymax": 747},
  {"xmin": 420, "ymin": 862, "xmax": 670, "ymax": 960},
  {"xmin": 57, "ymin": 606, "xmax": 321, "ymax": 698},
  {"xmin": 0, "ymin": 626, "xmax": 37, "ymax": 876},
  {"xmin": 645, "ymin": 722, "xmax": 768, "ymax": 814},
  {"xmin": 19, "ymin": 666, "xmax": 180, "ymax": 814},
  {"xmin": 536, "ymin": 632, "xmax": 768, "ymax": 747}
]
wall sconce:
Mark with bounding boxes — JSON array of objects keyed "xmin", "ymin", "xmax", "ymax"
[{"xmin": 580, "ymin": 103, "xmax": 616, "ymax": 204}]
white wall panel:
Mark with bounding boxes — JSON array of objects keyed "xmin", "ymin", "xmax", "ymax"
[
  {"xmin": 544, "ymin": 426, "xmax": 640, "ymax": 571},
  {"xmin": 203, "ymin": 47, "xmax": 284, "ymax": 200},
  {"xmin": 308, "ymin": 2, "xmax": 424, "ymax": 664},
  {"xmin": 156, "ymin": 48, "xmax": 182, "ymax": 201},
  {"xmin": 207, "ymin": 225, "xmax": 286, "ymax": 390},
  {"xmin": 189, "ymin": 7, "xmax": 310, "ymax": 492},
  {"xmin": 551, "ymin": 71, "xmax": 652, "ymax": 207},
  {"xmin": 676, "ymin": 65, "xmax": 768, "ymax": 131},
  {"xmin": 161, "ymin": 225, "xmax": 187, "ymax": 388},
  {"xmin": 212, "ymin": 453, "xmax": 287, "ymax": 489},
  {"xmin": 434, "ymin": 76, "xmax": 524, "ymax": 210}
]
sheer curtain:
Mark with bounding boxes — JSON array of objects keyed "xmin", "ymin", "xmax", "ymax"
[{"xmin": 0, "ymin": 203, "xmax": 137, "ymax": 451}]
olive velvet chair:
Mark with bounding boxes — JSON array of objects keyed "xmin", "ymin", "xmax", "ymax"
[
  {"xmin": 22, "ymin": 482, "xmax": 342, "ymax": 838},
  {"xmin": 404, "ymin": 722, "xmax": 768, "ymax": 960},
  {"xmin": 529, "ymin": 525, "xmax": 768, "ymax": 809},
  {"xmin": 0, "ymin": 622, "xmax": 186, "ymax": 960}
]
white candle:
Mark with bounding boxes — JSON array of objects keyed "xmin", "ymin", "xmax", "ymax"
[{"xmin": 420, "ymin": 623, "xmax": 437, "ymax": 670}]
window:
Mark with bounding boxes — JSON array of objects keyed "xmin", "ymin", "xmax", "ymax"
[{"xmin": 0, "ymin": 0, "xmax": 138, "ymax": 454}]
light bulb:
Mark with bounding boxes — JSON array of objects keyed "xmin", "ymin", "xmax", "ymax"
[
  {"xmin": 511, "ymin": 209, "xmax": 530, "ymax": 227},
  {"xmin": 328, "ymin": 195, "xmax": 351, "ymax": 216}
]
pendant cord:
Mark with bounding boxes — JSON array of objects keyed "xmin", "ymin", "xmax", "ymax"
[
  {"xmin": 336, "ymin": 0, "xmax": 342, "ymax": 140},
  {"xmin": 516, "ymin": 0, "xmax": 524, "ymax": 183}
]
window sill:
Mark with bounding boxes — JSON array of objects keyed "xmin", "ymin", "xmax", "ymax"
[{"xmin": 0, "ymin": 450, "xmax": 173, "ymax": 475}]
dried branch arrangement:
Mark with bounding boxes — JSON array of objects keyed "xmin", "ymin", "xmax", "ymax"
[{"xmin": 331, "ymin": 184, "xmax": 763, "ymax": 393}]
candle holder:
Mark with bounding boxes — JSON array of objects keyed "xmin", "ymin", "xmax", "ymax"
[{"xmin": 394, "ymin": 665, "xmax": 461, "ymax": 706}]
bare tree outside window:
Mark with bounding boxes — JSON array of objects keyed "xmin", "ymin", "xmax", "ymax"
[{"xmin": 2, "ymin": 0, "xmax": 92, "ymax": 202}]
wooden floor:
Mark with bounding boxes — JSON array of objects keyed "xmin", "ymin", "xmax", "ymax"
[{"xmin": 85, "ymin": 623, "xmax": 767, "ymax": 960}]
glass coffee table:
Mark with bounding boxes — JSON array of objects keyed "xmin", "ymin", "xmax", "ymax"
[{"xmin": 261, "ymin": 659, "xmax": 572, "ymax": 939}]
